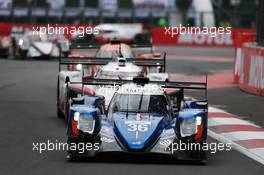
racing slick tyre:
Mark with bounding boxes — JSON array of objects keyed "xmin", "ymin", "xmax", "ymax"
[
  {"xmin": 7, "ymin": 38, "xmax": 16, "ymax": 59},
  {"xmin": 56, "ymin": 77, "xmax": 65, "ymax": 119},
  {"xmin": 195, "ymin": 150, "xmax": 207, "ymax": 165},
  {"xmin": 66, "ymin": 137, "xmax": 98, "ymax": 162},
  {"xmin": 66, "ymin": 154, "xmax": 80, "ymax": 162},
  {"xmin": 18, "ymin": 49, "xmax": 27, "ymax": 59},
  {"xmin": 66, "ymin": 138, "xmax": 79, "ymax": 162},
  {"xmin": 8, "ymin": 44, "xmax": 15, "ymax": 59},
  {"xmin": 173, "ymin": 140, "xmax": 207, "ymax": 165},
  {"xmin": 57, "ymin": 107, "xmax": 65, "ymax": 119}
]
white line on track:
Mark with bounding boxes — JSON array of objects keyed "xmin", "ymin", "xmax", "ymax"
[
  {"xmin": 221, "ymin": 131, "xmax": 264, "ymax": 141},
  {"xmin": 208, "ymin": 118, "xmax": 257, "ymax": 127}
]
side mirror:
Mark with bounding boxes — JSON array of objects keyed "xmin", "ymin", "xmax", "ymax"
[
  {"xmin": 169, "ymin": 89, "xmax": 184, "ymax": 117},
  {"xmin": 195, "ymin": 101, "xmax": 208, "ymax": 109},
  {"xmin": 171, "ymin": 104, "xmax": 179, "ymax": 117}
]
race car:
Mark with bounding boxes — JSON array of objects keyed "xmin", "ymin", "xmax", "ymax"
[
  {"xmin": 65, "ymin": 76, "xmax": 208, "ymax": 163},
  {"xmin": 70, "ymin": 38, "xmax": 162, "ymax": 59},
  {"xmin": 71, "ymin": 23, "xmax": 150, "ymax": 44},
  {"xmin": 9, "ymin": 30, "xmax": 69, "ymax": 59},
  {"xmin": 0, "ymin": 35, "xmax": 11, "ymax": 57},
  {"xmin": 94, "ymin": 40, "xmax": 162, "ymax": 60},
  {"xmin": 57, "ymin": 55, "xmax": 167, "ymax": 120},
  {"xmin": 69, "ymin": 39, "xmax": 166, "ymax": 77}
]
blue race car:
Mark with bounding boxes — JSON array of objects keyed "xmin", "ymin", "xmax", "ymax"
[{"xmin": 66, "ymin": 77, "xmax": 208, "ymax": 163}]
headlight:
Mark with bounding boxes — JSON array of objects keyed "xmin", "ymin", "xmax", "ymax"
[
  {"xmin": 76, "ymin": 64, "xmax": 82, "ymax": 71},
  {"xmin": 18, "ymin": 39, "xmax": 23, "ymax": 46},
  {"xmin": 74, "ymin": 112, "xmax": 95, "ymax": 134},
  {"xmin": 180, "ymin": 116, "xmax": 202, "ymax": 137},
  {"xmin": 196, "ymin": 116, "xmax": 202, "ymax": 125}
]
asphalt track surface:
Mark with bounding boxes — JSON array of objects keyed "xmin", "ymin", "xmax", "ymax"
[{"xmin": 0, "ymin": 46, "xmax": 263, "ymax": 175}]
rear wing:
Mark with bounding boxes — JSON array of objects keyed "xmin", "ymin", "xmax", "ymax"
[
  {"xmin": 70, "ymin": 40, "xmax": 153, "ymax": 51},
  {"xmin": 69, "ymin": 77, "xmax": 208, "ymax": 112},
  {"xmin": 72, "ymin": 76, "xmax": 208, "ymax": 98},
  {"xmin": 70, "ymin": 43, "xmax": 101, "ymax": 50},
  {"xmin": 80, "ymin": 78, "xmax": 207, "ymax": 90},
  {"xmin": 59, "ymin": 54, "xmax": 166, "ymax": 72},
  {"xmin": 69, "ymin": 43, "xmax": 153, "ymax": 51}
]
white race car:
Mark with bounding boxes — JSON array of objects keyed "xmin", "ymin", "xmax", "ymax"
[
  {"xmin": 57, "ymin": 55, "xmax": 167, "ymax": 120},
  {"xmin": 95, "ymin": 23, "xmax": 145, "ymax": 43},
  {"xmin": 70, "ymin": 23, "xmax": 150, "ymax": 45},
  {"xmin": 0, "ymin": 35, "xmax": 11, "ymax": 57},
  {"xmin": 11, "ymin": 30, "xmax": 69, "ymax": 59}
]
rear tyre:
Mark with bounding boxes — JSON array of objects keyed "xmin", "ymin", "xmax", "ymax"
[
  {"xmin": 18, "ymin": 50, "xmax": 27, "ymax": 59},
  {"xmin": 66, "ymin": 154, "xmax": 79, "ymax": 162},
  {"xmin": 195, "ymin": 151, "xmax": 207, "ymax": 165},
  {"xmin": 8, "ymin": 45, "xmax": 15, "ymax": 59},
  {"xmin": 57, "ymin": 107, "xmax": 65, "ymax": 119},
  {"xmin": 57, "ymin": 76, "xmax": 64, "ymax": 119}
]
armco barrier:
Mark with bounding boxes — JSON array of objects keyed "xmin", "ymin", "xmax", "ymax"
[{"xmin": 238, "ymin": 43, "xmax": 264, "ymax": 96}]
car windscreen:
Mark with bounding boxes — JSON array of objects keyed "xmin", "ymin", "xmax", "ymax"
[
  {"xmin": 109, "ymin": 94, "xmax": 168, "ymax": 114},
  {"xmin": 96, "ymin": 49, "xmax": 133, "ymax": 58},
  {"xmin": 95, "ymin": 69, "xmax": 140, "ymax": 80}
]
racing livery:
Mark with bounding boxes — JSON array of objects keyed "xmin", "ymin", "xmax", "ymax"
[{"xmin": 66, "ymin": 77, "xmax": 208, "ymax": 163}]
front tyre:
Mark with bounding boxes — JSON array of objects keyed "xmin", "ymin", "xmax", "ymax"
[
  {"xmin": 66, "ymin": 153, "xmax": 79, "ymax": 162},
  {"xmin": 194, "ymin": 150, "xmax": 207, "ymax": 165}
]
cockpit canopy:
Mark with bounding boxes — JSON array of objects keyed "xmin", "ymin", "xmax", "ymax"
[
  {"xmin": 96, "ymin": 43, "xmax": 133, "ymax": 58},
  {"xmin": 108, "ymin": 93, "xmax": 168, "ymax": 115},
  {"xmin": 94, "ymin": 58, "xmax": 142, "ymax": 80}
]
